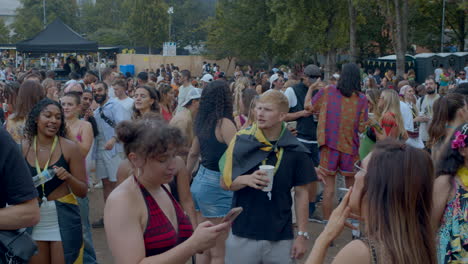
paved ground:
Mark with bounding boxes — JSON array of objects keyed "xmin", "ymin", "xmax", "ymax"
[{"xmin": 88, "ymin": 188, "xmax": 351, "ymax": 264}]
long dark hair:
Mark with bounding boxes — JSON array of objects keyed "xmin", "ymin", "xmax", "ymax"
[
  {"xmin": 12, "ymin": 80, "xmax": 45, "ymax": 121},
  {"xmin": 336, "ymin": 63, "xmax": 361, "ymax": 97},
  {"xmin": 195, "ymin": 80, "xmax": 234, "ymax": 139},
  {"xmin": 436, "ymin": 123, "xmax": 468, "ymax": 177},
  {"xmin": 364, "ymin": 139, "xmax": 436, "ymax": 264},
  {"xmin": 24, "ymin": 98, "xmax": 66, "ymax": 141},
  {"xmin": 428, "ymin": 94, "xmax": 466, "ymax": 147}
]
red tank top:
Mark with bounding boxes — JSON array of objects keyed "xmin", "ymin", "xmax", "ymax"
[{"xmin": 134, "ymin": 177, "xmax": 193, "ymax": 256}]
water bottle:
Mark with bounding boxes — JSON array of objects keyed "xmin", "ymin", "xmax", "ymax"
[{"xmin": 32, "ymin": 169, "xmax": 56, "ymax": 187}]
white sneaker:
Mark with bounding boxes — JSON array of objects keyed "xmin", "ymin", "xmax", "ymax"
[{"xmin": 94, "ymin": 181, "xmax": 103, "ymax": 189}]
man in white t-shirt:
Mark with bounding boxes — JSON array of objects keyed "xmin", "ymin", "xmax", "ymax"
[
  {"xmin": 176, "ymin": 70, "xmax": 195, "ymax": 113},
  {"xmin": 400, "ymin": 99, "xmax": 424, "ymax": 149},
  {"xmin": 113, "ymin": 79, "xmax": 134, "ymax": 116}
]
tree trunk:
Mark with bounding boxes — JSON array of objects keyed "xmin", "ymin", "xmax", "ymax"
[
  {"xmin": 457, "ymin": 9, "xmax": 466, "ymax": 52},
  {"xmin": 348, "ymin": 0, "xmax": 358, "ymax": 63},
  {"xmin": 324, "ymin": 49, "xmax": 337, "ymax": 80},
  {"xmin": 393, "ymin": 0, "xmax": 407, "ymax": 78}
]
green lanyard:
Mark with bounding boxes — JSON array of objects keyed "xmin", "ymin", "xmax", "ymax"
[{"xmin": 33, "ymin": 135, "xmax": 58, "ymax": 199}]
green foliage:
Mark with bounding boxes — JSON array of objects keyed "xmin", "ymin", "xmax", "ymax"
[
  {"xmin": 168, "ymin": 0, "xmax": 214, "ymax": 48},
  {"xmin": 206, "ymin": 0, "xmax": 290, "ymax": 68},
  {"xmin": 409, "ymin": 0, "xmax": 467, "ymax": 52},
  {"xmin": 11, "ymin": 0, "xmax": 79, "ymax": 42},
  {"xmin": 125, "ymin": 0, "xmax": 169, "ymax": 52},
  {"xmin": 87, "ymin": 28, "xmax": 131, "ymax": 46},
  {"xmin": 0, "ymin": 19, "xmax": 10, "ymax": 43}
]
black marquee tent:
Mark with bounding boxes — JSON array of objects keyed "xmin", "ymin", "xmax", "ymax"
[{"xmin": 16, "ymin": 19, "xmax": 98, "ymax": 53}]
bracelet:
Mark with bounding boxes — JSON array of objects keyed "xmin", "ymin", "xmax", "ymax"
[{"xmin": 297, "ymin": 231, "xmax": 310, "ymax": 240}]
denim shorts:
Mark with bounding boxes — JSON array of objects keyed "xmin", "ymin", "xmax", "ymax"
[{"xmin": 190, "ymin": 165, "xmax": 233, "ymax": 218}]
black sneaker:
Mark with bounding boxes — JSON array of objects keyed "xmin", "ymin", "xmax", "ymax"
[{"xmin": 92, "ymin": 218, "xmax": 104, "ymax": 228}]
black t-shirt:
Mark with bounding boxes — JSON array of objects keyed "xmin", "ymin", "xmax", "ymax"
[
  {"xmin": 290, "ymin": 82, "xmax": 318, "ymax": 141},
  {"xmin": 0, "ymin": 127, "xmax": 38, "ymax": 208},
  {"xmin": 231, "ymin": 147, "xmax": 316, "ymax": 241}
]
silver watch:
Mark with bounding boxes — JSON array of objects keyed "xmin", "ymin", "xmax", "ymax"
[{"xmin": 297, "ymin": 231, "xmax": 310, "ymax": 240}]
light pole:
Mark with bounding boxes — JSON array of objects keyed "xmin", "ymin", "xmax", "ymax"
[
  {"xmin": 43, "ymin": 0, "xmax": 47, "ymax": 28},
  {"xmin": 440, "ymin": 0, "xmax": 446, "ymax": 52},
  {"xmin": 168, "ymin": 7, "xmax": 174, "ymax": 41}
]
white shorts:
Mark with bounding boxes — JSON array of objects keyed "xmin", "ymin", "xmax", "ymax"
[
  {"xmin": 32, "ymin": 200, "xmax": 61, "ymax": 241},
  {"xmin": 96, "ymin": 154, "xmax": 121, "ymax": 182}
]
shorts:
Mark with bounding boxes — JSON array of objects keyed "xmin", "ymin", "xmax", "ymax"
[
  {"xmin": 96, "ymin": 154, "xmax": 121, "ymax": 182},
  {"xmin": 32, "ymin": 200, "xmax": 61, "ymax": 241},
  {"xmin": 190, "ymin": 165, "xmax": 233, "ymax": 218},
  {"xmin": 299, "ymin": 141, "xmax": 320, "ymax": 167},
  {"xmin": 319, "ymin": 146, "xmax": 358, "ymax": 177},
  {"xmin": 225, "ymin": 232, "xmax": 295, "ymax": 264}
]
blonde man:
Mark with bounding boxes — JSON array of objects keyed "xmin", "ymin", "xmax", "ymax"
[{"xmin": 220, "ymin": 90, "xmax": 317, "ymax": 263}]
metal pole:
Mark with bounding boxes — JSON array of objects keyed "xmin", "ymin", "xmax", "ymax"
[
  {"xmin": 169, "ymin": 14, "xmax": 171, "ymax": 41},
  {"xmin": 440, "ymin": 0, "xmax": 446, "ymax": 53},
  {"xmin": 43, "ymin": 0, "xmax": 47, "ymax": 28}
]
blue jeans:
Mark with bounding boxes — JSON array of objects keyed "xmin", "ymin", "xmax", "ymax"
[
  {"xmin": 77, "ymin": 196, "xmax": 98, "ymax": 264},
  {"xmin": 190, "ymin": 165, "xmax": 233, "ymax": 218}
]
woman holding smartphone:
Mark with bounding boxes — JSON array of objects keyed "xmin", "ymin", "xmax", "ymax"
[{"xmin": 105, "ymin": 118, "xmax": 230, "ymax": 263}]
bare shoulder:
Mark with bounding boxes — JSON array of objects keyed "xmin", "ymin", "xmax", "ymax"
[
  {"xmin": 60, "ymin": 137, "xmax": 79, "ymax": 152},
  {"xmin": 332, "ymin": 239, "xmax": 371, "ymax": 264},
  {"xmin": 107, "ymin": 178, "xmax": 142, "ymax": 209},
  {"xmin": 434, "ymin": 175, "xmax": 452, "ymax": 193},
  {"xmin": 79, "ymin": 119, "xmax": 93, "ymax": 129}
]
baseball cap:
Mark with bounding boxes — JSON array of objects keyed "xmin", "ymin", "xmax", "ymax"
[
  {"xmin": 201, "ymin": 74, "xmax": 213, "ymax": 83},
  {"xmin": 269, "ymin": 73, "xmax": 279, "ymax": 89},
  {"xmin": 181, "ymin": 88, "xmax": 202, "ymax": 107},
  {"xmin": 304, "ymin": 65, "xmax": 321, "ymax": 77}
]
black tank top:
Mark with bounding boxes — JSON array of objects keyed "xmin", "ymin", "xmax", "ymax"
[
  {"xmin": 26, "ymin": 146, "xmax": 70, "ymax": 200},
  {"xmin": 199, "ymin": 127, "xmax": 227, "ymax": 172}
]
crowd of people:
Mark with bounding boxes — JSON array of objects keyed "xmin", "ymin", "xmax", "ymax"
[{"xmin": 0, "ymin": 60, "xmax": 467, "ymax": 264}]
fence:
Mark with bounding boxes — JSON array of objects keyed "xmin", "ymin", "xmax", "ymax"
[{"xmin": 117, "ymin": 54, "xmax": 236, "ymax": 77}]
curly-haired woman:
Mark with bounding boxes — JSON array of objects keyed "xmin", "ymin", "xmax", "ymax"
[
  {"xmin": 187, "ymin": 80, "xmax": 236, "ymax": 264},
  {"xmin": 22, "ymin": 98, "xmax": 87, "ymax": 264},
  {"xmin": 104, "ymin": 118, "xmax": 230, "ymax": 263}
]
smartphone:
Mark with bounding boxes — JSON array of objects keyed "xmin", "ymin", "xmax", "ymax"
[
  {"xmin": 222, "ymin": 207, "xmax": 243, "ymax": 223},
  {"xmin": 287, "ymin": 121, "xmax": 297, "ymax": 130}
]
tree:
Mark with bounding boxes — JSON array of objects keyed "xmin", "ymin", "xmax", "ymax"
[
  {"xmin": 269, "ymin": 0, "xmax": 349, "ymax": 77},
  {"xmin": 206, "ymin": 0, "xmax": 287, "ymax": 68},
  {"xmin": 11, "ymin": 0, "xmax": 79, "ymax": 41},
  {"xmin": 168, "ymin": 0, "xmax": 214, "ymax": 48},
  {"xmin": 348, "ymin": 0, "xmax": 358, "ymax": 62},
  {"xmin": 409, "ymin": 0, "xmax": 467, "ymax": 52},
  {"xmin": 125, "ymin": 0, "xmax": 169, "ymax": 53},
  {"xmin": 0, "ymin": 19, "xmax": 10, "ymax": 43},
  {"xmin": 88, "ymin": 28, "xmax": 131, "ymax": 46}
]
